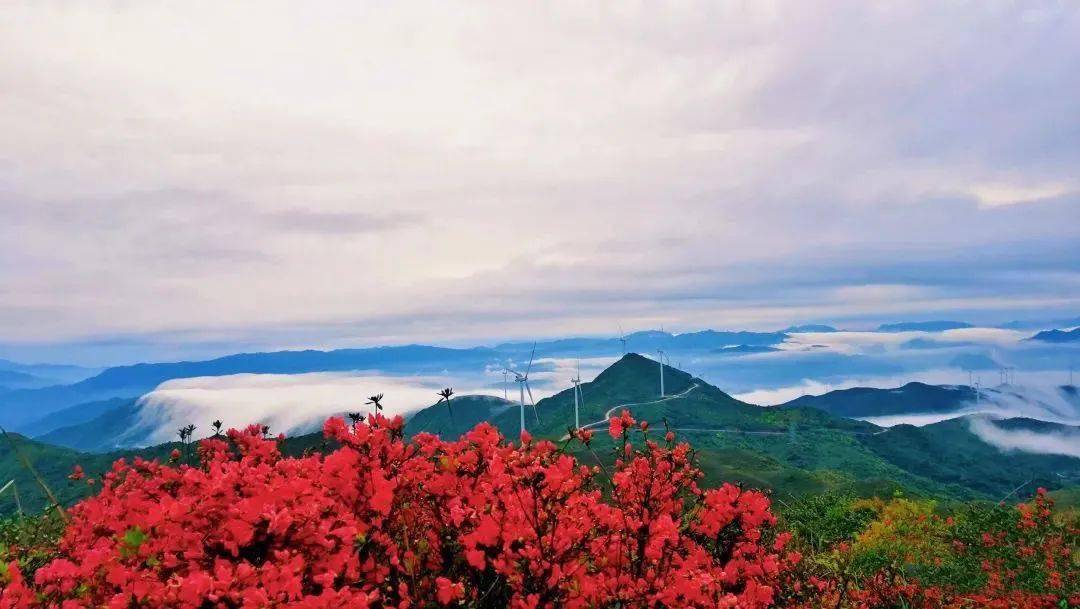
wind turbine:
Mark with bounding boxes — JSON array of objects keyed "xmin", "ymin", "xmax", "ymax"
[
  {"xmin": 504, "ymin": 343, "xmax": 539, "ymax": 436},
  {"xmin": 617, "ymin": 325, "xmax": 629, "ymax": 354},
  {"xmin": 657, "ymin": 349, "xmax": 666, "ymax": 397},
  {"xmin": 571, "ymin": 361, "xmax": 584, "ymax": 430}
]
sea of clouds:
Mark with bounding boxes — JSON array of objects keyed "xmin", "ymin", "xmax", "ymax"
[
  {"xmin": 130, "ymin": 328, "xmax": 1080, "ymax": 458},
  {"xmin": 133, "ymin": 357, "xmax": 604, "ymax": 445}
]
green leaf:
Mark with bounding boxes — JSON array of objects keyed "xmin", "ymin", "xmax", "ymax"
[{"xmin": 119, "ymin": 526, "xmax": 147, "ymax": 558}]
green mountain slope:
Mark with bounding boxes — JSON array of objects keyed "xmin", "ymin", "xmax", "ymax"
[
  {"xmin": 0, "ymin": 430, "xmax": 338, "ymax": 516},
  {"xmin": 406, "ymin": 395, "xmax": 516, "ymax": 438},
  {"xmin": 860, "ymin": 417, "xmax": 1080, "ymax": 498},
  {"xmin": 479, "ymin": 354, "xmax": 875, "ymax": 439},
  {"xmin": 20, "ymin": 397, "xmax": 139, "ymax": 438},
  {"xmin": 0, "ymin": 432, "xmax": 183, "ymax": 516},
  {"xmin": 35, "ymin": 400, "xmax": 144, "ymax": 453}
]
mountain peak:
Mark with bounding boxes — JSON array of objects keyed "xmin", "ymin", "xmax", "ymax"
[
  {"xmin": 596, "ymin": 352, "xmax": 692, "ymax": 383},
  {"xmin": 1028, "ymin": 327, "xmax": 1080, "ymax": 343}
]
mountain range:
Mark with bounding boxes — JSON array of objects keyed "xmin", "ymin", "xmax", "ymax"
[
  {"xmin": 6, "ymin": 353, "xmax": 1077, "ymax": 516},
  {"xmin": 3, "ymin": 318, "xmax": 1078, "ymax": 437},
  {"xmin": 0, "ymin": 330, "xmax": 794, "ymax": 433}
]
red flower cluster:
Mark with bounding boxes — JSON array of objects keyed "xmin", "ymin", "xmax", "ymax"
[{"xmin": 1, "ymin": 414, "xmax": 795, "ymax": 608}]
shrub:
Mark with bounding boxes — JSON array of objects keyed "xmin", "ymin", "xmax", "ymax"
[
  {"xmin": 1, "ymin": 411, "xmax": 795, "ymax": 608},
  {"xmin": 778, "ymin": 491, "xmax": 1078, "ymax": 608}
]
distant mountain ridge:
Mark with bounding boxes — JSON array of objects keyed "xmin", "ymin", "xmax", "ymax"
[
  {"xmin": 877, "ymin": 321, "xmax": 974, "ymax": 332},
  {"xmin": 1028, "ymin": 327, "xmax": 1080, "ymax": 343},
  {"xmin": 781, "ymin": 382, "xmax": 976, "ymax": 418},
  {"xmin": 784, "ymin": 325, "xmax": 838, "ymax": 333}
]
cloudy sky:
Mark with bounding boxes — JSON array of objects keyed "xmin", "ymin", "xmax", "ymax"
[{"xmin": 2, "ymin": 2, "xmax": 1078, "ymax": 365}]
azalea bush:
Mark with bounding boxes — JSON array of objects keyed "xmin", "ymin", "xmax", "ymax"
[
  {"xmin": 1, "ymin": 411, "xmax": 1076, "ymax": 608},
  {"xmin": 0, "ymin": 511, "xmax": 65, "ymax": 587},
  {"xmin": 779, "ymin": 492, "xmax": 1079, "ymax": 608},
  {"xmin": 0, "ymin": 411, "xmax": 796, "ymax": 608}
]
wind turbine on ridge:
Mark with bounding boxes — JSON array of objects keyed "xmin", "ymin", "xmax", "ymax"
[
  {"xmin": 504, "ymin": 343, "xmax": 540, "ymax": 436},
  {"xmin": 617, "ymin": 325, "xmax": 630, "ymax": 354},
  {"xmin": 657, "ymin": 349, "xmax": 666, "ymax": 397},
  {"xmin": 570, "ymin": 361, "xmax": 584, "ymax": 430}
]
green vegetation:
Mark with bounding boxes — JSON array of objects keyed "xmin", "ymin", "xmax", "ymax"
[
  {"xmin": 35, "ymin": 399, "xmax": 141, "ymax": 452},
  {"xmin": 406, "ymin": 395, "xmax": 515, "ymax": 438},
  {"xmin": 861, "ymin": 417, "xmax": 1080, "ymax": 498}
]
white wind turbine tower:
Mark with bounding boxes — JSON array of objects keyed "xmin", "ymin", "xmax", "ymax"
[
  {"xmin": 657, "ymin": 349, "xmax": 666, "ymax": 396},
  {"xmin": 617, "ymin": 325, "xmax": 630, "ymax": 354},
  {"xmin": 504, "ymin": 343, "xmax": 539, "ymax": 436},
  {"xmin": 571, "ymin": 361, "xmax": 584, "ymax": 430}
]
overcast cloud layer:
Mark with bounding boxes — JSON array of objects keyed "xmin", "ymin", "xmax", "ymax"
[{"xmin": 2, "ymin": 2, "xmax": 1079, "ymax": 365}]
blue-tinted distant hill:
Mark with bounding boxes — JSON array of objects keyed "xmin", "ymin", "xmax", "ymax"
[
  {"xmin": 495, "ymin": 329, "xmax": 789, "ymax": 357},
  {"xmin": 0, "ymin": 358, "xmax": 95, "ymax": 385},
  {"xmin": 948, "ymin": 353, "xmax": 1000, "ymax": 370},
  {"xmin": 0, "ymin": 369, "xmax": 41, "ymax": 390},
  {"xmin": 783, "ymin": 324, "xmax": 838, "ymax": 333},
  {"xmin": 999, "ymin": 315, "xmax": 1080, "ymax": 330},
  {"xmin": 1028, "ymin": 327, "xmax": 1080, "ymax": 343},
  {"xmin": 35, "ymin": 399, "xmax": 144, "ymax": 453},
  {"xmin": 781, "ymin": 382, "xmax": 976, "ymax": 418},
  {"xmin": 21, "ymin": 397, "xmax": 138, "ymax": 438},
  {"xmin": 877, "ymin": 321, "xmax": 973, "ymax": 332}
]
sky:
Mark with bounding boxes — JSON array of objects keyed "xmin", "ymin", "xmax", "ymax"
[{"xmin": 2, "ymin": 2, "xmax": 1079, "ymax": 366}]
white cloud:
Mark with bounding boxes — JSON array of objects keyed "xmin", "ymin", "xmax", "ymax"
[
  {"xmin": 969, "ymin": 417, "xmax": 1080, "ymax": 458},
  {"xmin": 136, "ymin": 371, "xmax": 501, "ymax": 445},
  {"xmin": 966, "ymin": 182, "xmax": 1073, "ymax": 207},
  {"xmin": 1, "ymin": 1, "xmax": 1078, "ymax": 359}
]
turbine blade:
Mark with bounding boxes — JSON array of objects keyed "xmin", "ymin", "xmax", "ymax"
[
  {"xmin": 525, "ymin": 343, "xmax": 536, "ymax": 377},
  {"xmin": 525, "ymin": 382, "xmax": 539, "ymax": 423}
]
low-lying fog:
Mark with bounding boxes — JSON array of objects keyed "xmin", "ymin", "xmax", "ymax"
[
  {"xmin": 134, "ymin": 327, "xmax": 1078, "ymax": 456},
  {"xmin": 134, "ymin": 357, "xmax": 613, "ymax": 445}
]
